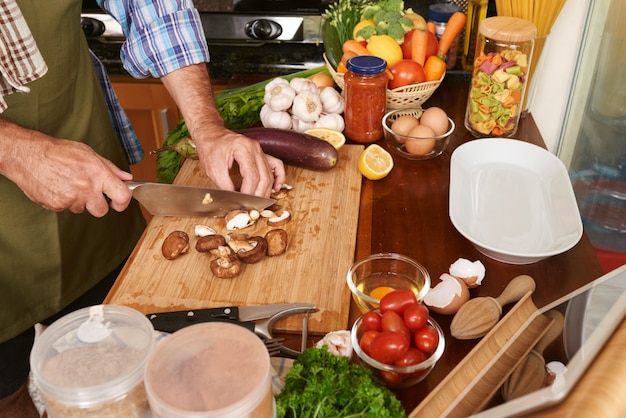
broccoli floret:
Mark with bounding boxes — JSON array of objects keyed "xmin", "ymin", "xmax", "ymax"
[
  {"xmin": 355, "ymin": 25, "xmax": 377, "ymax": 41},
  {"xmin": 361, "ymin": 5, "xmax": 381, "ymax": 21},
  {"xmin": 399, "ymin": 15, "xmax": 414, "ymax": 32},
  {"xmin": 386, "ymin": 24, "xmax": 408, "ymax": 43},
  {"xmin": 381, "ymin": 0, "xmax": 405, "ymax": 12}
]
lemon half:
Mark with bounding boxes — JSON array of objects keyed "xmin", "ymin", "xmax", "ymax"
[
  {"xmin": 304, "ymin": 128, "xmax": 346, "ymax": 150},
  {"xmin": 358, "ymin": 144, "xmax": 394, "ymax": 180}
]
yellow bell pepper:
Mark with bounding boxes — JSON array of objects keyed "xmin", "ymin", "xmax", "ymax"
[{"xmin": 366, "ymin": 35, "xmax": 403, "ymax": 68}]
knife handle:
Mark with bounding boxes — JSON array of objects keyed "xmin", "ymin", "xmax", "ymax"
[{"xmin": 147, "ymin": 307, "xmax": 254, "ymax": 333}]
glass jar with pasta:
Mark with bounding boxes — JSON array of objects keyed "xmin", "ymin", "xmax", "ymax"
[{"xmin": 464, "ymin": 16, "xmax": 537, "ymax": 138}]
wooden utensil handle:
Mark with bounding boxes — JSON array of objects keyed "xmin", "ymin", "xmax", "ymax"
[
  {"xmin": 534, "ymin": 309, "xmax": 564, "ymax": 355},
  {"xmin": 495, "ymin": 275, "xmax": 536, "ymax": 308}
]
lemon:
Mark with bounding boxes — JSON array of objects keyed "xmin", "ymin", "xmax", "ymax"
[
  {"xmin": 365, "ymin": 35, "xmax": 403, "ymax": 68},
  {"xmin": 353, "ymin": 19, "xmax": 376, "ymax": 41},
  {"xmin": 304, "ymin": 128, "xmax": 346, "ymax": 150},
  {"xmin": 370, "ymin": 286, "xmax": 395, "ymax": 301},
  {"xmin": 358, "ymin": 144, "xmax": 394, "ymax": 180}
]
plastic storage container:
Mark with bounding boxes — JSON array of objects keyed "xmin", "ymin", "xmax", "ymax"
[
  {"xmin": 30, "ymin": 304, "xmax": 155, "ymax": 417},
  {"xmin": 343, "ymin": 55, "xmax": 388, "ymax": 143},
  {"xmin": 428, "ymin": 2, "xmax": 463, "ymax": 70},
  {"xmin": 464, "ymin": 16, "xmax": 537, "ymax": 138},
  {"xmin": 144, "ymin": 322, "xmax": 273, "ymax": 418}
]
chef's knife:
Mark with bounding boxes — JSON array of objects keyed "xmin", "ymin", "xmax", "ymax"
[{"xmin": 126, "ymin": 181, "xmax": 275, "ymax": 217}]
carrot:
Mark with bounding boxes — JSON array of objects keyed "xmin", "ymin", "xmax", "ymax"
[
  {"xmin": 424, "ymin": 55, "xmax": 446, "ymax": 81},
  {"xmin": 411, "ymin": 29, "xmax": 429, "ymax": 66},
  {"xmin": 342, "ymin": 40, "xmax": 370, "ymax": 56},
  {"xmin": 438, "ymin": 12, "xmax": 466, "ymax": 58},
  {"xmin": 427, "ymin": 22, "xmax": 436, "ymax": 35}
]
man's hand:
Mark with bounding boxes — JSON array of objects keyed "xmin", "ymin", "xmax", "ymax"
[
  {"xmin": 0, "ymin": 120, "xmax": 133, "ymax": 217},
  {"xmin": 161, "ymin": 64, "xmax": 285, "ymax": 198}
]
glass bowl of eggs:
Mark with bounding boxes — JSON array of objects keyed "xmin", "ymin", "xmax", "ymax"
[{"xmin": 382, "ymin": 107, "xmax": 455, "ymax": 160}]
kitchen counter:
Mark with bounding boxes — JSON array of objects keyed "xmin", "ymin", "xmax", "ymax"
[{"xmin": 106, "ymin": 76, "xmax": 607, "ymax": 415}]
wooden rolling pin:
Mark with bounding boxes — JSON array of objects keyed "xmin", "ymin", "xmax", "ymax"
[
  {"xmin": 450, "ymin": 275, "xmax": 536, "ymax": 339},
  {"xmin": 502, "ymin": 309, "xmax": 565, "ymax": 401}
]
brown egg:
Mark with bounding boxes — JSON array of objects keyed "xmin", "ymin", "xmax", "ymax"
[
  {"xmin": 420, "ymin": 107, "xmax": 449, "ymax": 136},
  {"xmin": 423, "ymin": 273, "xmax": 470, "ymax": 315},
  {"xmin": 391, "ymin": 115, "xmax": 420, "ymax": 135},
  {"xmin": 405, "ymin": 124, "xmax": 436, "ymax": 156}
]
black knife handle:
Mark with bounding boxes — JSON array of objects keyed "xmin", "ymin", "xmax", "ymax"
[{"xmin": 147, "ymin": 307, "xmax": 255, "ymax": 333}]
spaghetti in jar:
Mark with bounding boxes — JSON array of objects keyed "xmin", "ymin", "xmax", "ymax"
[{"xmin": 344, "ymin": 56, "xmax": 388, "ymax": 144}]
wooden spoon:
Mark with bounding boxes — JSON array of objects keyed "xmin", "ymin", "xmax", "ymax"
[
  {"xmin": 502, "ymin": 309, "xmax": 565, "ymax": 401},
  {"xmin": 450, "ymin": 275, "xmax": 536, "ymax": 339}
]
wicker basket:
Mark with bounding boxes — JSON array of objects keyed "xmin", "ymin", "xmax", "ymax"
[{"xmin": 324, "ymin": 53, "xmax": 444, "ymax": 110}]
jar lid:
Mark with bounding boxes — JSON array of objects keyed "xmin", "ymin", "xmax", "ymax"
[
  {"xmin": 428, "ymin": 3, "xmax": 462, "ymax": 23},
  {"xmin": 347, "ymin": 56, "xmax": 387, "ymax": 74},
  {"xmin": 479, "ymin": 16, "xmax": 537, "ymax": 43}
]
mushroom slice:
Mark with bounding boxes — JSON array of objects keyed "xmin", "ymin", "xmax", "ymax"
[
  {"xmin": 225, "ymin": 210, "xmax": 254, "ymax": 231},
  {"xmin": 265, "ymin": 229, "xmax": 288, "ymax": 256},
  {"xmin": 210, "ymin": 248, "xmax": 242, "ymax": 278},
  {"xmin": 196, "ymin": 234, "xmax": 227, "ymax": 253},
  {"xmin": 228, "ymin": 234, "xmax": 268, "ymax": 264},
  {"xmin": 194, "ymin": 224, "xmax": 217, "ymax": 237},
  {"xmin": 267, "ymin": 210, "xmax": 291, "ymax": 227}
]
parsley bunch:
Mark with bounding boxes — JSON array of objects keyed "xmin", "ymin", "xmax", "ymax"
[{"xmin": 276, "ymin": 347, "xmax": 407, "ymax": 418}]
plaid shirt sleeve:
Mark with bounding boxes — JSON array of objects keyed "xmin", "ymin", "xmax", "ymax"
[
  {"xmin": 0, "ymin": 0, "xmax": 47, "ymax": 113},
  {"xmin": 97, "ymin": 0, "xmax": 210, "ymax": 79}
]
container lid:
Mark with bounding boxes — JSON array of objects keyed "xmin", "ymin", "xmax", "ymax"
[
  {"xmin": 346, "ymin": 55, "xmax": 387, "ymax": 74},
  {"xmin": 479, "ymin": 16, "xmax": 537, "ymax": 43},
  {"xmin": 428, "ymin": 3, "xmax": 462, "ymax": 23},
  {"xmin": 144, "ymin": 322, "xmax": 272, "ymax": 417},
  {"xmin": 29, "ymin": 304, "xmax": 155, "ymax": 407}
]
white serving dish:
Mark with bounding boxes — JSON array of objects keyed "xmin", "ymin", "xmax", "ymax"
[{"xmin": 449, "ymin": 138, "xmax": 583, "ymax": 264}]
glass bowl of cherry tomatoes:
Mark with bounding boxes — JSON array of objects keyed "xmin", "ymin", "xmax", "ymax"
[{"xmin": 351, "ymin": 289, "xmax": 445, "ymax": 388}]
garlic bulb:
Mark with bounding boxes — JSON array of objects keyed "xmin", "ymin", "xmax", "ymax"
[
  {"xmin": 291, "ymin": 114, "xmax": 315, "ymax": 133},
  {"xmin": 319, "ymin": 87, "xmax": 345, "ymax": 114},
  {"xmin": 314, "ymin": 113, "xmax": 345, "ymax": 131},
  {"xmin": 264, "ymin": 78, "xmax": 296, "ymax": 111},
  {"xmin": 291, "ymin": 91, "xmax": 323, "ymax": 123},
  {"xmin": 290, "ymin": 77, "xmax": 319, "ymax": 94},
  {"xmin": 260, "ymin": 104, "xmax": 292, "ymax": 130}
]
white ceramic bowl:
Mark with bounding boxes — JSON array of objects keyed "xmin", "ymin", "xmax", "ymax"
[{"xmin": 449, "ymin": 138, "xmax": 583, "ymax": 264}]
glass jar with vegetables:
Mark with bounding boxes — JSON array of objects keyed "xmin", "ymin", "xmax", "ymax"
[
  {"xmin": 344, "ymin": 56, "xmax": 388, "ymax": 144},
  {"xmin": 464, "ymin": 17, "xmax": 537, "ymax": 138}
]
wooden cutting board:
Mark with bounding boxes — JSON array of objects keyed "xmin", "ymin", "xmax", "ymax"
[{"xmin": 105, "ymin": 144, "xmax": 364, "ymax": 334}]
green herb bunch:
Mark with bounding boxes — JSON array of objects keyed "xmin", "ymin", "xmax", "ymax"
[
  {"xmin": 322, "ymin": 0, "xmax": 371, "ymax": 46},
  {"xmin": 276, "ymin": 347, "xmax": 407, "ymax": 418}
]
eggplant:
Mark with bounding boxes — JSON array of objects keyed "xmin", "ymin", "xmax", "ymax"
[{"xmin": 236, "ymin": 127, "xmax": 338, "ymax": 171}]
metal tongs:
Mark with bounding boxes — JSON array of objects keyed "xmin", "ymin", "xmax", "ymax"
[{"xmin": 146, "ymin": 303, "xmax": 317, "ymax": 358}]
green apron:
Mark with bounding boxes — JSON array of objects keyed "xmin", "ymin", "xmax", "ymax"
[{"xmin": 0, "ymin": 0, "xmax": 146, "ymax": 341}]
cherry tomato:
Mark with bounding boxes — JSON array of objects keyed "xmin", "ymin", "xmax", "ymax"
[
  {"xmin": 379, "ymin": 369, "xmax": 404, "ymax": 386},
  {"xmin": 379, "ymin": 289, "xmax": 418, "ymax": 316},
  {"xmin": 361, "ymin": 311, "xmax": 382, "ymax": 332},
  {"xmin": 381, "ymin": 310, "xmax": 411, "ymax": 342},
  {"xmin": 359, "ymin": 330, "xmax": 380, "ymax": 356},
  {"xmin": 395, "ymin": 347, "xmax": 428, "ymax": 377},
  {"xmin": 414, "ymin": 324, "xmax": 440, "ymax": 355},
  {"xmin": 403, "ymin": 302, "xmax": 429, "ymax": 331},
  {"xmin": 369, "ymin": 331, "xmax": 410, "ymax": 364},
  {"xmin": 388, "ymin": 59, "xmax": 426, "ymax": 90}
]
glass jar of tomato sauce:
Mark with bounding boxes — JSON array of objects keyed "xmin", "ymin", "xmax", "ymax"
[
  {"xmin": 464, "ymin": 16, "xmax": 536, "ymax": 138},
  {"xmin": 344, "ymin": 56, "xmax": 388, "ymax": 143}
]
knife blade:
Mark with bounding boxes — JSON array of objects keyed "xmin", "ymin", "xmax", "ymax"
[{"xmin": 126, "ymin": 181, "xmax": 275, "ymax": 217}]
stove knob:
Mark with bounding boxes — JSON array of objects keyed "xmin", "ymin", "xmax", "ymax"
[
  {"xmin": 81, "ymin": 17, "xmax": 106, "ymax": 38},
  {"xmin": 244, "ymin": 19, "xmax": 283, "ymax": 41}
]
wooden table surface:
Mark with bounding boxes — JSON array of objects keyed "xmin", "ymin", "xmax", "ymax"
[{"xmin": 348, "ymin": 77, "xmax": 605, "ymax": 413}]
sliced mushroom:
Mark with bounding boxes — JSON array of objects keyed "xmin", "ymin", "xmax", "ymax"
[
  {"xmin": 225, "ymin": 210, "xmax": 254, "ymax": 230},
  {"xmin": 210, "ymin": 248, "xmax": 242, "ymax": 279},
  {"xmin": 194, "ymin": 224, "xmax": 217, "ymax": 237},
  {"xmin": 265, "ymin": 229, "xmax": 288, "ymax": 256},
  {"xmin": 270, "ymin": 183, "xmax": 293, "ymax": 200},
  {"xmin": 228, "ymin": 234, "xmax": 268, "ymax": 264},
  {"xmin": 196, "ymin": 234, "xmax": 227, "ymax": 253},
  {"xmin": 161, "ymin": 231, "xmax": 189, "ymax": 260},
  {"xmin": 267, "ymin": 210, "xmax": 291, "ymax": 227}
]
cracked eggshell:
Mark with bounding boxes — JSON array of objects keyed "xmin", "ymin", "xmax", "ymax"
[
  {"xmin": 423, "ymin": 273, "xmax": 470, "ymax": 315},
  {"xmin": 449, "ymin": 258, "xmax": 486, "ymax": 288}
]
